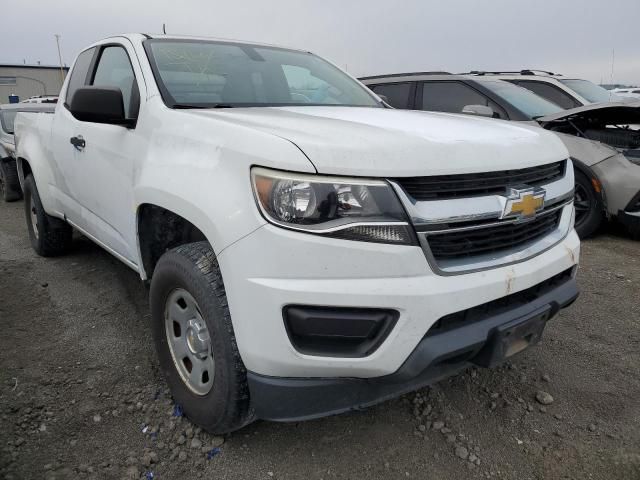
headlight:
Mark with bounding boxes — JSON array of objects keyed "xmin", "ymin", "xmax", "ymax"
[{"xmin": 251, "ymin": 167, "xmax": 416, "ymax": 245}]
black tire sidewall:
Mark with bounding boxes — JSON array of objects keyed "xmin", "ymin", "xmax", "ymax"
[
  {"xmin": 150, "ymin": 245, "xmax": 247, "ymax": 433},
  {"xmin": 23, "ymin": 174, "xmax": 72, "ymax": 256},
  {"xmin": 0, "ymin": 161, "xmax": 6, "ymax": 200},
  {"xmin": 0, "ymin": 161, "xmax": 20, "ymax": 202},
  {"xmin": 23, "ymin": 175, "xmax": 46, "ymax": 254},
  {"xmin": 574, "ymin": 171, "xmax": 604, "ymax": 239}
]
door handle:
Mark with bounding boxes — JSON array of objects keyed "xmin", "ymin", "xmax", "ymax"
[{"xmin": 70, "ymin": 135, "xmax": 85, "ymax": 151}]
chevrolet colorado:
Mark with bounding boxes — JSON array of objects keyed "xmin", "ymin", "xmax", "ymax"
[{"xmin": 15, "ymin": 34, "xmax": 580, "ymax": 433}]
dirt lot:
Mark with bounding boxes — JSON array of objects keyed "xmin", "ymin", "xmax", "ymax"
[{"xmin": 1, "ymin": 199, "xmax": 639, "ymax": 480}]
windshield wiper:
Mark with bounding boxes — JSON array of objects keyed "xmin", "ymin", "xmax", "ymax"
[{"xmin": 172, "ymin": 103, "xmax": 235, "ymax": 109}]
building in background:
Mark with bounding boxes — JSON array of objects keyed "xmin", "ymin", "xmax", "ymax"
[{"xmin": 0, "ymin": 64, "xmax": 68, "ymax": 103}]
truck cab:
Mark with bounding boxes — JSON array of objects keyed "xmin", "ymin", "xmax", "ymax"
[{"xmin": 15, "ymin": 34, "xmax": 580, "ymax": 433}]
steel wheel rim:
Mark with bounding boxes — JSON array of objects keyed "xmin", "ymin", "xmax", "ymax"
[
  {"xmin": 574, "ymin": 183, "xmax": 591, "ymax": 229},
  {"xmin": 164, "ymin": 288, "xmax": 215, "ymax": 396},
  {"xmin": 29, "ymin": 197, "xmax": 39, "ymax": 240}
]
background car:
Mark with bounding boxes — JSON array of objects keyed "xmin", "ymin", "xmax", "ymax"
[
  {"xmin": 20, "ymin": 96, "xmax": 59, "ymax": 104},
  {"xmin": 461, "ymin": 70, "xmax": 628, "ymax": 108},
  {"xmin": 0, "ymin": 103, "xmax": 55, "ymax": 202},
  {"xmin": 611, "ymin": 87, "xmax": 640, "ymax": 99},
  {"xmin": 361, "ymin": 73, "xmax": 640, "ymax": 239}
]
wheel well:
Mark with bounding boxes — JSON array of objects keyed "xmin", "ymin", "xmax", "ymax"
[
  {"xmin": 16, "ymin": 158, "xmax": 32, "ymax": 191},
  {"xmin": 138, "ymin": 204, "xmax": 207, "ymax": 279},
  {"xmin": 18, "ymin": 157, "xmax": 32, "ymax": 179}
]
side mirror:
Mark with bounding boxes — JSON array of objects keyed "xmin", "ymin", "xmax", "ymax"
[
  {"xmin": 462, "ymin": 104, "xmax": 495, "ymax": 118},
  {"xmin": 68, "ymin": 86, "xmax": 134, "ymax": 127}
]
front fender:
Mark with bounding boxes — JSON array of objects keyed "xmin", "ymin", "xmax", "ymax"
[
  {"xmin": 132, "ymin": 103, "xmax": 316, "ymax": 270},
  {"xmin": 133, "ymin": 185, "xmax": 267, "ymax": 280}
]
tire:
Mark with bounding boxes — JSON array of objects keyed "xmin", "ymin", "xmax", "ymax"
[
  {"xmin": 0, "ymin": 160, "xmax": 22, "ymax": 202},
  {"xmin": 150, "ymin": 241, "xmax": 253, "ymax": 434},
  {"xmin": 23, "ymin": 174, "xmax": 73, "ymax": 256},
  {"xmin": 626, "ymin": 221, "xmax": 640, "ymax": 241},
  {"xmin": 573, "ymin": 171, "xmax": 605, "ymax": 239}
]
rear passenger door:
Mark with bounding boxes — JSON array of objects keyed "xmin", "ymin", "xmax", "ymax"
[
  {"xmin": 418, "ymin": 81, "xmax": 507, "ymax": 118},
  {"xmin": 368, "ymin": 82, "xmax": 416, "ymax": 109},
  {"xmin": 50, "ymin": 47, "xmax": 96, "ymax": 217}
]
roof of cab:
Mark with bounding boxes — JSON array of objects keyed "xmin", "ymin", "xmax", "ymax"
[{"xmin": 102, "ymin": 33, "xmax": 309, "ymax": 54}]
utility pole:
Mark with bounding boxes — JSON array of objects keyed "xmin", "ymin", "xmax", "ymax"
[
  {"xmin": 54, "ymin": 34, "xmax": 65, "ymax": 89},
  {"xmin": 610, "ymin": 48, "xmax": 615, "ymax": 85}
]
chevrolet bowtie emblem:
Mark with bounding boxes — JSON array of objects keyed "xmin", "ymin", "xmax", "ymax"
[{"xmin": 502, "ymin": 187, "xmax": 546, "ymax": 220}]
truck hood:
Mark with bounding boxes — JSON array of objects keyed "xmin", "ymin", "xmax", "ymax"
[
  {"xmin": 537, "ymin": 100, "xmax": 640, "ymax": 126},
  {"xmin": 189, "ymin": 106, "xmax": 567, "ymax": 177}
]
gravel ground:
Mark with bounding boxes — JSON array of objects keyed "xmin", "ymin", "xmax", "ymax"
[{"xmin": 1, "ymin": 200, "xmax": 639, "ymax": 480}]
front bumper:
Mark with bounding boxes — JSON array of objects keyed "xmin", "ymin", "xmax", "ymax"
[
  {"xmin": 248, "ymin": 272, "xmax": 578, "ymax": 421},
  {"xmin": 218, "ymin": 217, "xmax": 580, "ymax": 379}
]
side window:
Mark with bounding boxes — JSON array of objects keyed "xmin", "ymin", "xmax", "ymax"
[
  {"xmin": 369, "ymin": 83, "xmax": 413, "ymax": 108},
  {"xmin": 421, "ymin": 81, "xmax": 506, "ymax": 118},
  {"xmin": 511, "ymin": 81, "xmax": 581, "ymax": 109},
  {"xmin": 91, "ymin": 46, "xmax": 140, "ymax": 119},
  {"xmin": 65, "ymin": 47, "xmax": 95, "ymax": 105}
]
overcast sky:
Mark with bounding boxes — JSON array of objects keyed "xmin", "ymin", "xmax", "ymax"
[{"xmin": 2, "ymin": 0, "xmax": 639, "ymax": 85}]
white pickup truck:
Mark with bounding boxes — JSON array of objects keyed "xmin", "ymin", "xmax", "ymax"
[{"xmin": 15, "ymin": 34, "xmax": 580, "ymax": 433}]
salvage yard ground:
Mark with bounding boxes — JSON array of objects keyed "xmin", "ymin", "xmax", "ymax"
[{"xmin": 1, "ymin": 200, "xmax": 639, "ymax": 480}]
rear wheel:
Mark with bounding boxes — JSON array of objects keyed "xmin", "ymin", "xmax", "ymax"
[
  {"xmin": 573, "ymin": 171, "xmax": 605, "ymax": 239},
  {"xmin": 23, "ymin": 175, "xmax": 73, "ymax": 256},
  {"xmin": 0, "ymin": 160, "xmax": 22, "ymax": 202},
  {"xmin": 150, "ymin": 242, "xmax": 253, "ymax": 434}
]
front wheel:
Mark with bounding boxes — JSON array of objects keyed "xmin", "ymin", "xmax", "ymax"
[
  {"xmin": 573, "ymin": 171, "xmax": 605, "ymax": 239},
  {"xmin": 150, "ymin": 242, "xmax": 253, "ymax": 434}
]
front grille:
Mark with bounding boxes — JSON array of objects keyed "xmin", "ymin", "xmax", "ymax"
[
  {"xmin": 427, "ymin": 209, "xmax": 562, "ymax": 260},
  {"xmin": 395, "ymin": 161, "xmax": 565, "ymax": 200},
  {"xmin": 425, "ymin": 267, "xmax": 574, "ymax": 337}
]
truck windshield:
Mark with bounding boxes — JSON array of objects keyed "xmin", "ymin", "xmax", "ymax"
[
  {"xmin": 479, "ymin": 80, "xmax": 564, "ymax": 119},
  {"xmin": 559, "ymin": 79, "xmax": 621, "ymax": 104},
  {"xmin": 144, "ymin": 39, "xmax": 381, "ymax": 109}
]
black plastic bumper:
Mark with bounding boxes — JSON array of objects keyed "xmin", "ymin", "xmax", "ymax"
[{"xmin": 247, "ymin": 276, "xmax": 579, "ymax": 422}]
